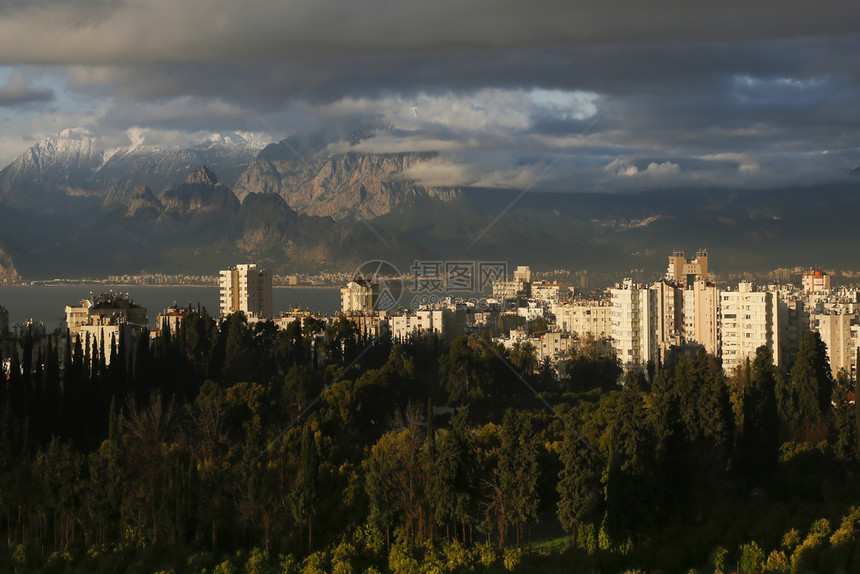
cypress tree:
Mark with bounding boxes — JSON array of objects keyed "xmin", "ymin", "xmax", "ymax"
[
  {"xmin": 605, "ymin": 376, "xmax": 655, "ymax": 545},
  {"xmin": 741, "ymin": 346, "xmax": 779, "ymax": 485},
  {"xmin": 788, "ymin": 331, "xmax": 834, "ymax": 437},
  {"xmin": 828, "ymin": 370, "xmax": 855, "ymax": 461},
  {"xmin": 44, "ymin": 336, "xmax": 61, "ymax": 437},
  {"xmin": 20, "ymin": 328, "xmax": 33, "ymax": 425},
  {"xmin": 498, "ymin": 410, "xmax": 539, "ymax": 548},
  {"xmin": 291, "ymin": 424, "xmax": 318, "ymax": 551},
  {"xmin": 7, "ymin": 342, "xmax": 22, "ymax": 414},
  {"xmin": 649, "ymin": 366, "xmax": 687, "ymax": 523},
  {"xmin": 557, "ymin": 422, "xmax": 602, "ymax": 547}
]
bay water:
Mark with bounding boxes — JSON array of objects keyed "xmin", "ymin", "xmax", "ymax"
[{"xmin": 0, "ymin": 285, "xmax": 341, "ymax": 329}]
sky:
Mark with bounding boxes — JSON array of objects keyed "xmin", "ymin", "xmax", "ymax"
[{"xmin": 1, "ymin": 0, "xmax": 859, "ymax": 193}]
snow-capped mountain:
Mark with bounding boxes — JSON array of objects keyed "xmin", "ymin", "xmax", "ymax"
[
  {"xmin": 0, "ymin": 128, "xmax": 103, "ymax": 210},
  {"xmin": 0, "ymin": 129, "xmax": 266, "ymax": 216},
  {"xmin": 97, "ymin": 135, "xmax": 266, "ymax": 205}
]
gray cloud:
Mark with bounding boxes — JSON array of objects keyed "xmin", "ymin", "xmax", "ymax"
[
  {"xmin": 0, "ymin": 71, "xmax": 53, "ymax": 105},
  {"xmin": 1, "ymin": 0, "xmax": 859, "ymax": 65}
]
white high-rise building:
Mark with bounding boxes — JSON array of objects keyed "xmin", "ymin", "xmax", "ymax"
[
  {"xmin": 341, "ymin": 279, "xmax": 378, "ymax": 314},
  {"xmin": 719, "ymin": 281, "xmax": 781, "ymax": 375},
  {"xmin": 611, "ymin": 279, "xmax": 659, "ymax": 371},
  {"xmin": 684, "ymin": 279, "xmax": 719, "ymax": 357},
  {"xmin": 814, "ymin": 310, "xmax": 857, "ymax": 378},
  {"xmin": 219, "ymin": 263, "xmax": 273, "ymax": 319}
]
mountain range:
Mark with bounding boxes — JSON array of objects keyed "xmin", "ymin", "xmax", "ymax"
[{"xmin": 1, "ymin": 127, "xmax": 860, "ymax": 281}]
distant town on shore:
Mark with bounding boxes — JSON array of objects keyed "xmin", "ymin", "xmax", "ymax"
[{"xmin": 3, "ymin": 251, "xmax": 860, "ymax": 382}]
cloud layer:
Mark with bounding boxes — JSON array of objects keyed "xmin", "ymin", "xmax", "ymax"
[{"xmin": 1, "ymin": 1, "xmax": 859, "ymax": 192}]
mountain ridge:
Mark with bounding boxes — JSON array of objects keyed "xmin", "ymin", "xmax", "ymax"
[
  {"xmin": 233, "ymin": 150, "xmax": 461, "ymax": 220},
  {"xmin": 0, "ymin": 130, "xmax": 264, "ymax": 216}
]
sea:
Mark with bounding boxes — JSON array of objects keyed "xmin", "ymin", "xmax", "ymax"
[{"xmin": 0, "ymin": 285, "xmax": 342, "ymax": 329}]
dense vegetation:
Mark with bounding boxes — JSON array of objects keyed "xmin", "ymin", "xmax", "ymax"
[{"xmin": 1, "ymin": 316, "xmax": 860, "ymax": 573}]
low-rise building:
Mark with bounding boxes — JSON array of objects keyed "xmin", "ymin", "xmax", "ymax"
[
  {"xmin": 531, "ymin": 281, "xmax": 564, "ymax": 306},
  {"xmin": 273, "ymin": 309, "xmax": 314, "ymax": 331},
  {"xmin": 389, "ymin": 308, "xmax": 465, "ymax": 341},
  {"xmin": 64, "ymin": 292, "xmax": 148, "ymax": 365},
  {"xmin": 156, "ymin": 303, "xmax": 196, "ymax": 335}
]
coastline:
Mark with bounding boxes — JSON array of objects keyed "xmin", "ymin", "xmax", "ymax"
[
  {"xmin": 12, "ymin": 283, "xmax": 342, "ymax": 289},
  {"xmin": 0, "ymin": 285, "xmax": 341, "ymax": 327}
]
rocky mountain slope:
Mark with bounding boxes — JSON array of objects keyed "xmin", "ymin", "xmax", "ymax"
[
  {"xmin": 98, "ymin": 137, "xmax": 263, "ymax": 205},
  {"xmin": 3, "ymin": 128, "xmax": 860, "ymax": 280},
  {"xmin": 376, "ymin": 183, "xmax": 860, "ymax": 274},
  {"xmin": 233, "ymin": 132, "xmax": 460, "ymax": 220},
  {"xmin": 16, "ymin": 166, "xmax": 429, "ymax": 277}
]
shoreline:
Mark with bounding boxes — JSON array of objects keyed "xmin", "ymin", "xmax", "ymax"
[{"xmin": 3, "ymin": 284, "xmax": 342, "ymax": 289}]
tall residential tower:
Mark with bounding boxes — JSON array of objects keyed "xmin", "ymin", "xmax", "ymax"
[{"xmin": 219, "ymin": 263, "xmax": 273, "ymax": 319}]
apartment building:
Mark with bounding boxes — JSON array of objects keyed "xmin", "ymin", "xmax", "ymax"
[
  {"xmin": 719, "ymin": 281, "xmax": 781, "ymax": 375},
  {"xmin": 219, "ymin": 263, "xmax": 273, "ymax": 319},
  {"xmin": 341, "ymin": 279, "xmax": 379, "ymax": 314},
  {"xmin": 552, "ymin": 299, "xmax": 612, "ymax": 338},
  {"xmin": 610, "ymin": 279, "xmax": 659, "ymax": 371}
]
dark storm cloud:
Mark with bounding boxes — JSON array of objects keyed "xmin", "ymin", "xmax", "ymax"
[
  {"xmin": 1, "ymin": 0, "xmax": 858, "ymax": 65},
  {"xmin": 2, "ymin": 0, "xmax": 859, "ymax": 190}
]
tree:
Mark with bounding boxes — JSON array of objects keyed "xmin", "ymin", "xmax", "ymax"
[
  {"xmin": 828, "ymin": 370, "xmax": 855, "ymax": 461},
  {"xmin": 741, "ymin": 346, "xmax": 779, "ymax": 484},
  {"xmin": 430, "ymin": 407, "xmax": 479, "ymax": 543},
  {"xmin": 278, "ymin": 319, "xmax": 308, "ymax": 371},
  {"xmin": 497, "ymin": 410, "xmax": 539, "ymax": 548},
  {"xmin": 364, "ymin": 406, "xmax": 430, "ymax": 547},
  {"xmin": 291, "ymin": 425, "xmax": 319, "ymax": 551},
  {"xmin": 648, "ymin": 366, "xmax": 688, "ymax": 523},
  {"xmin": 567, "ymin": 335, "xmax": 622, "ymax": 391},
  {"xmin": 786, "ymin": 331, "xmax": 834, "ymax": 439},
  {"xmin": 222, "ymin": 312, "xmax": 255, "ymax": 384},
  {"xmin": 557, "ymin": 423, "xmax": 602, "ymax": 547},
  {"xmin": 604, "ymin": 376, "xmax": 655, "ymax": 544},
  {"xmin": 509, "ymin": 342, "xmax": 538, "ymax": 378},
  {"xmin": 120, "ymin": 390, "xmax": 182, "ymax": 545},
  {"xmin": 441, "ymin": 337, "xmax": 484, "ymax": 404},
  {"xmin": 696, "ymin": 353, "xmax": 734, "ymax": 475}
]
